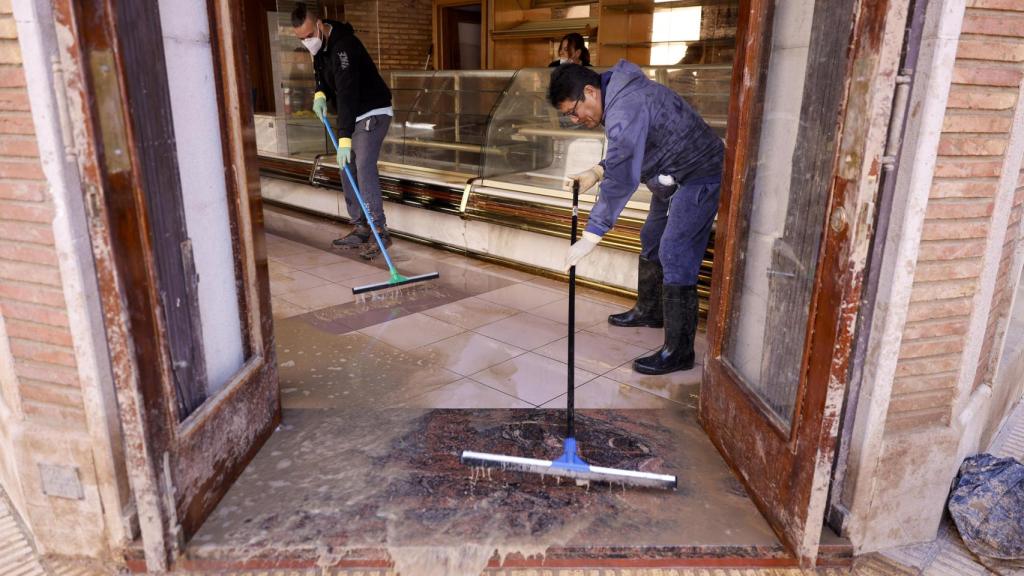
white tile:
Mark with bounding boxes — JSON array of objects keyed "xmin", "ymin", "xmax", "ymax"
[
  {"xmin": 530, "ymin": 297, "xmax": 628, "ymax": 328},
  {"xmin": 421, "ymin": 297, "xmax": 519, "ymax": 330},
  {"xmin": 477, "ymin": 283, "xmax": 564, "ymax": 312},
  {"xmin": 359, "ymin": 313, "xmax": 464, "ymax": 351},
  {"xmin": 584, "ymin": 321, "xmax": 666, "ymax": 351},
  {"xmin": 474, "ymin": 312, "xmax": 567, "ymax": 350},
  {"xmin": 604, "ymin": 360, "xmax": 702, "ymax": 405},
  {"xmin": 470, "ymin": 352, "xmax": 597, "ymax": 406},
  {"xmin": 534, "ymin": 331, "xmax": 649, "ymax": 375},
  {"xmin": 274, "ymin": 250, "xmax": 352, "ymax": 271},
  {"xmin": 271, "ymin": 296, "xmax": 308, "ymax": 319},
  {"xmin": 401, "ymin": 378, "xmax": 532, "ymax": 409},
  {"xmin": 539, "ymin": 377, "xmax": 683, "ymax": 409},
  {"xmin": 414, "ymin": 332, "xmax": 525, "ymax": 376},
  {"xmin": 279, "ymin": 283, "xmax": 354, "ymax": 311}
]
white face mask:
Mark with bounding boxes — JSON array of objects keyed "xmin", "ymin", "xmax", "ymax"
[
  {"xmin": 302, "ymin": 24, "xmax": 323, "ymax": 55},
  {"xmin": 559, "ymin": 57, "xmax": 570, "ymax": 65}
]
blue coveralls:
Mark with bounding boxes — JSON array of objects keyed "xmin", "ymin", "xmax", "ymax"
[{"xmin": 586, "ymin": 60, "xmax": 725, "ymax": 285}]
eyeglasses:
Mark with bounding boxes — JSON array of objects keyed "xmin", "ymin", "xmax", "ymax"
[{"xmin": 563, "ymin": 95, "xmax": 584, "ymax": 119}]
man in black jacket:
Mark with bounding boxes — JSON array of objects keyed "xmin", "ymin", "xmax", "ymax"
[{"xmin": 292, "ymin": 3, "xmax": 393, "ymax": 258}]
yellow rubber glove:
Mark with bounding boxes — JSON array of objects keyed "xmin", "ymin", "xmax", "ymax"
[
  {"xmin": 562, "ymin": 164, "xmax": 604, "ymax": 195},
  {"xmin": 565, "ymin": 231, "xmax": 601, "ymax": 270},
  {"xmin": 312, "ymin": 91, "xmax": 328, "ymax": 121},
  {"xmin": 337, "ymin": 137, "xmax": 352, "ymax": 168}
]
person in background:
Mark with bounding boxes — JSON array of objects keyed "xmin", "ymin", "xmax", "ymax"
[
  {"xmin": 549, "ymin": 62, "xmax": 724, "ymax": 375},
  {"xmin": 549, "ymin": 33, "xmax": 591, "ymax": 67},
  {"xmin": 291, "ymin": 2, "xmax": 394, "ymax": 259}
]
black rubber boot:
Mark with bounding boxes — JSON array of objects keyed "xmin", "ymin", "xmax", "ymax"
[
  {"xmin": 359, "ymin": 229, "xmax": 392, "ymax": 260},
  {"xmin": 609, "ymin": 256, "xmax": 664, "ymax": 328},
  {"xmin": 332, "ymin": 224, "xmax": 371, "ymax": 249},
  {"xmin": 633, "ymin": 284, "xmax": 698, "ymax": 375}
]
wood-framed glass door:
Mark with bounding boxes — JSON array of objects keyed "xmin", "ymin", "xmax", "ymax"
[
  {"xmin": 701, "ymin": 0, "xmax": 889, "ymax": 564},
  {"xmin": 55, "ymin": 0, "xmax": 279, "ymax": 570}
]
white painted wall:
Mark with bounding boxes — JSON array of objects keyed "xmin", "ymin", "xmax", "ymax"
[
  {"xmin": 259, "ymin": 177, "xmax": 641, "ymax": 291},
  {"xmin": 157, "ymin": 0, "xmax": 244, "ymax": 394},
  {"xmin": 727, "ymin": 0, "xmax": 814, "ymax": 388}
]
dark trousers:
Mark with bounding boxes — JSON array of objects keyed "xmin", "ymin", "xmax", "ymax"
[
  {"xmin": 639, "ymin": 176, "xmax": 721, "ymax": 285},
  {"xmin": 341, "ymin": 114, "xmax": 390, "ymax": 229}
]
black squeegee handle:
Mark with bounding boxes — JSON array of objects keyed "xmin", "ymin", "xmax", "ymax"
[{"xmin": 567, "ymin": 180, "xmax": 579, "ymax": 439}]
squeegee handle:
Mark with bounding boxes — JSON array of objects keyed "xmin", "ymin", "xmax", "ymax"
[
  {"xmin": 320, "ymin": 117, "xmax": 398, "ymax": 274},
  {"xmin": 567, "ymin": 180, "xmax": 579, "ymax": 439}
]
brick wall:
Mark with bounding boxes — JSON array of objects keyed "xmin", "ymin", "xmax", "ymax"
[
  {"xmin": 343, "ymin": 0, "xmax": 432, "ymax": 72},
  {"xmin": 886, "ymin": 0, "xmax": 1024, "ymax": 433},
  {"xmin": 0, "ymin": 1, "xmax": 112, "ymax": 557},
  {"xmin": 0, "ymin": 5, "xmax": 87, "ymax": 431}
]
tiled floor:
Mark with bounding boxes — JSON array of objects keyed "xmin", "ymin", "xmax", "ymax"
[
  {"xmin": 188, "ymin": 227, "xmax": 775, "ymax": 573},
  {"xmin": 266, "ymin": 231, "xmax": 706, "ymax": 408}
]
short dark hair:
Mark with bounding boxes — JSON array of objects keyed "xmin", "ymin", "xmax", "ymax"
[
  {"xmin": 291, "ymin": 2, "xmax": 317, "ymax": 28},
  {"xmin": 548, "ymin": 64, "xmax": 601, "ymax": 108}
]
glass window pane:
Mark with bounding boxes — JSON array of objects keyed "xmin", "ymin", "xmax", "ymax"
[
  {"xmin": 158, "ymin": 0, "xmax": 245, "ymax": 400},
  {"xmin": 724, "ymin": 0, "xmax": 820, "ymax": 429}
]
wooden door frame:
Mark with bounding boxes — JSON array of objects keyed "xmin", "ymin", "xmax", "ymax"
[
  {"xmin": 52, "ymin": 0, "xmax": 279, "ymax": 570},
  {"xmin": 433, "ymin": 0, "xmax": 488, "ymax": 70},
  {"xmin": 701, "ymin": 0, "xmax": 903, "ymax": 564}
]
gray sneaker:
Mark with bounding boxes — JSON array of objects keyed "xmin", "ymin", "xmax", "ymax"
[
  {"xmin": 332, "ymin": 227, "xmax": 371, "ymax": 249},
  {"xmin": 359, "ymin": 231, "xmax": 392, "ymax": 260}
]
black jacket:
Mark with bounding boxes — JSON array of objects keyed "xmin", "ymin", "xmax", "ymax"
[{"xmin": 313, "ymin": 20, "xmax": 392, "ymax": 139}]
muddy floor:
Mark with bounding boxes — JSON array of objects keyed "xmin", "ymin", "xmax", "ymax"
[{"xmin": 187, "ymin": 230, "xmax": 779, "ymax": 574}]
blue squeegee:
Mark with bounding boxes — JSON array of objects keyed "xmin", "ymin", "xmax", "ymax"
[
  {"xmin": 320, "ymin": 115, "xmax": 439, "ymax": 295},
  {"xmin": 460, "ymin": 181, "xmax": 678, "ymax": 490}
]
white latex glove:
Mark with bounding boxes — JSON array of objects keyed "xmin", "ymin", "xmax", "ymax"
[
  {"xmin": 562, "ymin": 164, "xmax": 604, "ymax": 195},
  {"xmin": 565, "ymin": 231, "xmax": 601, "ymax": 271}
]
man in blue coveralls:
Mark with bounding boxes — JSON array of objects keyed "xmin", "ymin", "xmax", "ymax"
[{"xmin": 549, "ymin": 62, "xmax": 724, "ymax": 375}]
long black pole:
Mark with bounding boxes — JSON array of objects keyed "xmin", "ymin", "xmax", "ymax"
[{"xmin": 567, "ymin": 181, "xmax": 579, "ymax": 439}]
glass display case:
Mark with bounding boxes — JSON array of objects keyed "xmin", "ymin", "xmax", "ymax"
[
  {"xmin": 465, "ymin": 64, "xmax": 731, "ymax": 222},
  {"xmin": 379, "ymin": 70, "xmax": 515, "ymax": 183}
]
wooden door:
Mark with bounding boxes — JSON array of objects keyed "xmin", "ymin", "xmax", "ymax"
[
  {"xmin": 54, "ymin": 0, "xmax": 279, "ymax": 570},
  {"xmin": 700, "ymin": 0, "xmax": 894, "ymax": 564}
]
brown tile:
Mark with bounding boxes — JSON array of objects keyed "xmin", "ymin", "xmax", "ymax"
[
  {"xmin": 265, "ymin": 235, "xmax": 320, "ymax": 257},
  {"xmin": 409, "ymin": 261, "xmax": 516, "ymax": 295},
  {"xmin": 275, "ymin": 328, "xmax": 461, "ymax": 411},
  {"xmin": 269, "ymin": 267, "xmax": 332, "ymax": 296},
  {"xmin": 338, "ymin": 269, "xmax": 398, "ymax": 290},
  {"xmin": 305, "ymin": 259, "xmax": 384, "ymax": 284},
  {"xmin": 399, "ymin": 378, "xmax": 532, "ymax": 409},
  {"xmin": 274, "ymin": 249, "xmax": 351, "ymax": 270},
  {"xmin": 584, "ymin": 321, "xmax": 666, "ymax": 350},
  {"xmin": 604, "ymin": 360, "xmax": 702, "ymax": 405},
  {"xmin": 474, "ymin": 312, "xmax": 566, "ymax": 350},
  {"xmin": 279, "ymin": 283, "xmax": 355, "ymax": 311},
  {"xmin": 300, "ymin": 300, "xmax": 412, "ymax": 334},
  {"xmin": 575, "ymin": 286, "xmax": 636, "ymax": 308},
  {"xmin": 271, "ymin": 296, "xmax": 308, "ymax": 320},
  {"xmin": 470, "ymin": 352, "xmax": 597, "ymax": 406},
  {"xmin": 479, "ymin": 263, "xmax": 539, "ymax": 282},
  {"xmin": 525, "ymin": 276, "xmax": 569, "ymax": 293},
  {"xmin": 421, "ymin": 296, "xmax": 518, "ymax": 330},
  {"xmin": 530, "ymin": 297, "xmax": 629, "ymax": 328},
  {"xmin": 477, "ymin": 282, "xmax": 564, "ymax": 312},
  {"xmin": 540, "ymin": 377, "xmax": 684, "ymax": 409},
  {"xmin": 359, "ymin": 313, "xmax": 464, "ymax": 351},
  {"xmin": 413, "ymin": 332, "xmax": 525, "ymax": 376},
  {"xmin": 534, "ymin": 331, "xmax": 649, "ymax": 375}
]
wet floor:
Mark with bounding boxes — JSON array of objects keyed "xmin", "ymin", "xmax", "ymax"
[{"xmin": 187, "ymin": 224, "xmax": 781, "ymax": 573}]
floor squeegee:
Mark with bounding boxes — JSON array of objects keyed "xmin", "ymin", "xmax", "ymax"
[{"xmin": 460, "ymin": 181, "xmax": 678, "ymax": 490}]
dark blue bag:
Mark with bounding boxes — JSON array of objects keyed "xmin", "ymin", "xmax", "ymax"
[{"xmin": 948, "ymin": 453, "xmax": 1024, "ymax": 561}]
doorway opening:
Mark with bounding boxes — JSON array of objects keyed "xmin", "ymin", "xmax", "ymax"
[
  {"xmin": 439, "ymin": 3, "xmax": 482, "ymax": 70},
  {"xmin": 107, "ymin": 0, "xmax": 901, "ymax": 570}
]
